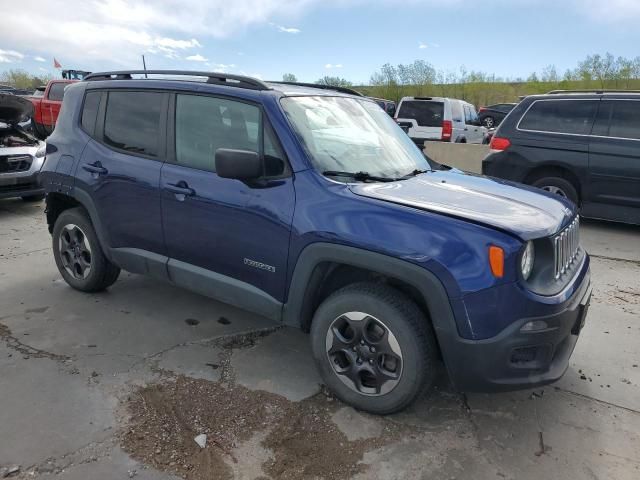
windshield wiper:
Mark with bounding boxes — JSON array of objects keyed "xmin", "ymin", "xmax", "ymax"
[
  {"xmin": 400, "ymin": 169, "xmax": 429, "ymax": 179},
  {"xmin": 322, "ymin": 170, "xmax": 397, "ymax": 182}
]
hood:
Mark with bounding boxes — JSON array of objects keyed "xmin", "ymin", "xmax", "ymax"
[
  {"xmin": 0, "ymin": 93, "xmax": 34, "ymax": 124},
  {"xmin": 350, "ymin": 169, "xmax": 576, "ymax": 240}
]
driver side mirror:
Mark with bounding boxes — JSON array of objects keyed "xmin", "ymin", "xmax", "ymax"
[{"xmin": 215, "ymin": 149, "xmax": 262, "ymax": 180}]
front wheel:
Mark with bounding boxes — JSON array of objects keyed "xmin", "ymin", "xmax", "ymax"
[
  {"xmin": 310, "ymin": 282, "xmax": 438, "ymax": 414},
  {"xmin": 52, "ymin": 207, "xmax": 120, "ymax": 292}
]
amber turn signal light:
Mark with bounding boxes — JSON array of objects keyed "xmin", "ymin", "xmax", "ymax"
[{"xmin": 489, "ymin": 245, "xmax": 505, "ymax": 278}]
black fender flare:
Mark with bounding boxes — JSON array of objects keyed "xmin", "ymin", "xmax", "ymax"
[
  {"xmin": 69, "ymin": 188, "xmax": 113, "ymax": 261},
  {"xmin": 282, "ymin": 243, "xmax": 459, "ymax": 352}
]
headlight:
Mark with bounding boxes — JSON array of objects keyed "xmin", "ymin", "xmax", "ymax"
[
  {"xmin": 521, "ymin": 241, "xmax": 535, "ymax": 280},
  {"xmin": 35, "ymin": 143, "xmax": 46, "ymax": 158}
]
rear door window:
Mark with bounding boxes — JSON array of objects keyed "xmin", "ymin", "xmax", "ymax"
[
  {"xmin": 593, "ymin": 100, "xmax": 640, "ymax": 140},
  {"xmin": 48, "ymin": 83, "xmax": 67, "ymax": 101},
  {"xmin": 103, "ymin": 91, "xmax": 162, "ymax": 158},
  {"xmin": 397, "ymin": 100, "xmax": 444, "ymax": 127},
  {"xmin": 518, "ymin": 100, "xmax": 598, "ymax": 135}
]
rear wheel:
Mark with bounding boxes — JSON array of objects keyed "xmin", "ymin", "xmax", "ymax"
[
  {"xmin": 310, "ymin": 282, "xmax": 438, "ymax": 414},
  {"xmin": 482, "ymin": 116, "xmax": 495, "ymax": 128},
  {"xmin": 531, "ymin": 176, "xmax": 579, "ymax": 205},
  {"xmin": 52, "ymin": 207, "xmax": 120, "ymax": 292}
]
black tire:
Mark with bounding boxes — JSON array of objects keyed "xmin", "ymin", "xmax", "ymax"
[
  {"xmin": 52, "ymin": 207, "xmax": 120, "ymax": 292},
  {"xmin": 531, "ymin": 176, "xmax": 579, "ymax": 205},
  {"xmin": 21, "ymin": 194, "xmax": 45, "ymax": 202},
  {"xmin": 310, "ymin": 282, "xmax": 438, "ymax": 414}
]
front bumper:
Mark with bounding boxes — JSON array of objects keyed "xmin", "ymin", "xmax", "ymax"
[
  {"xmin": 0, "ymin": 149, "xmax": 45, "ymax": 199},
  {"xmin": 442, "ymin": 265, "xmax": 591, "ymax": 392}
]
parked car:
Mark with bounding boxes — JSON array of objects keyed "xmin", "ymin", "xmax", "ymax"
[
  {"xmin": 395, "ymin": 96, "xmax": 487, "ymax": 146},
  {"xmin": 368, "ymin": 97, "xmax": 396, "ymax": 116},
  {"xmin": 28, "ymin": 79, "xmax": 77, "ymax": 139},
  {"xmin": 484, "ymin": 90, "xmax": 640, "ymax": 225},
  {"xmin": 40, "ymin": 71, "xmax": 591, "ymax": 414},
  {"xmin": 0, "ymin": 93, "xmax": 46, "ymax": 201},
  {"xmin": 478, "ymin": 103, "xmax": 517, "ymax": 128}
]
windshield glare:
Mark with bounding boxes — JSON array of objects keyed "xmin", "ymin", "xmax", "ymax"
[{"xmin": 280, "ymin": 96, "xmax": 430, "ymax": 180}]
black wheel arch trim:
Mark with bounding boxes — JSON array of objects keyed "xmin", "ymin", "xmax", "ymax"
[
  {"xmin": 282, "ymin": 243, "xmax": 465, "ymax": 380},
  {"xmin": 64, "ymin": 188, "xmax": 114, "ymax": 262}
]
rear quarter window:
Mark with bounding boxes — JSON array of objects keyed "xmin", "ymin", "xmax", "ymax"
[
  {"xmin": 397, "ymin": 100, "xmax": 444, "ymax": 127},
  {"xmin": 80, "ymin": 91, "xmax": 102, "ymax": 137},
  {"xmin": 518, "ymin": 100, "xmax": 598, "ymax": 135}
]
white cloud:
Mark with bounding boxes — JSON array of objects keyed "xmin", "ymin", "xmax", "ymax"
[
  {"xmin": 271, "ymin": 23, "xmax": 301, "ymax": 33},
  {"xmin": 419, "ymin": 42, "xmax": 428, "ymax": 49},
  {"xmin": 578, "ymin": 0, "xmax": 640, "ymax": 21},
  {"xmin": 325, "ymin": 63, "xmax": 343, "ymax": 69},
  {"xmin": 186, "ymin": 54, "xmax": 208, "ymax": 62},
  {"xmin": 0, "ymin": 49, "xmax": 24, "ymax": 63},
  {"xmin": 34, "ymin": 55, "xmax": 46, "ymax": 62},
  {"xmin": 38, "ymin": 67, "xmax": 49, "ymax": 72}
]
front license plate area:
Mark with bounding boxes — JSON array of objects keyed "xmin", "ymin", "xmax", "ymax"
[{"xmin": 571, "ymin": 291, "xmax": 591, "ymax": 335}]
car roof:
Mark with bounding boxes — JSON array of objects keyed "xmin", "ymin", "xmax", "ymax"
[
  {"xmin": 523, "ymin": 91, "xmax": 640, "ymax": 101},
  {"xmin": 80, "ymin": 71, "xmax": 366, "ymax": 100}
]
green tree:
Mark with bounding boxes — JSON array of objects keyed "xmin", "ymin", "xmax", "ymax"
[
  {"xmin": 282, "ymin": 73, "xmax": 297, "ymax": 82},
  {"xmin": 315, "ymin": 76, "xmax": 353, "ymax": 88}
]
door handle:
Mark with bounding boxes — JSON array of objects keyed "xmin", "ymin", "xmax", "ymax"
[
  {"xmin": 165, "ymin": 182, "xmax": 195, "ymax": 197},
  {"xmin": 82, "ymin": 162, "xmax": 108, "ymax": 175}
]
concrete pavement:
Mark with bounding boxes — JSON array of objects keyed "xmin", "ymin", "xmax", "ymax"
[{"xmin": 0, "ymin": 197, "xmax": 638, "ymax": 479}]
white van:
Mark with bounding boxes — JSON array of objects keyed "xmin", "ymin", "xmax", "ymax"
[{"xmin": 395, "ymin": 96, "xmax": 487, "ymax": 145}]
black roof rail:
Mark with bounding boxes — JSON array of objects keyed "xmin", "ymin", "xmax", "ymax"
[
  {"xmin": 269, "ymin": 81, "xmax": 364, "ymax": 97},
  {"xmin": 547, "ymin": 89, "xmax": 640, "ymax": 95},
  {"xmin": 83, "ymin": 70, "xmax": 271, "ymax": 91}
]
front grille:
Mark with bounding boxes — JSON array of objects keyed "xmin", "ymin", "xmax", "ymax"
[
  {"xmin": 0, "ymin": 155, "xmax": 33, "ymax": 173},
  {"xmin": 554, "ymin": 217, "xmax": 580, "ymax": 279}
]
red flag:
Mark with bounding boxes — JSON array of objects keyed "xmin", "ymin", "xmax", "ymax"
[{"xmin": 53, "ymin": 58, "xmax": 62, "ymax": 69}]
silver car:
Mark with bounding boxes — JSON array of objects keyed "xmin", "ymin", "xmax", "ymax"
[{"xmin": 0, "ymin": 93, "xmax": 46, "ymax": 201}]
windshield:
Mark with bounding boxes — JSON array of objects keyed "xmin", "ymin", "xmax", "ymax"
[{"xmin": 280, "ymin": 96, "xmax": 430, "ymax": 180}]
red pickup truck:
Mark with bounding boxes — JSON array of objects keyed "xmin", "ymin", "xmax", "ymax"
[{"xmin": 29, "ymin": 80, "xmax": 77, "ymax": 139}]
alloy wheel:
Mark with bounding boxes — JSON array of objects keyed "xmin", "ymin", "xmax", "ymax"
[
  {"xmin": 58, "ymin": 224, "xmax": 92, "ymax": 280},
  {"xmin": 483, "ymin": 117, "xmax": 495, "ymax": 128},
  {"xmin": 541, "ymin": 185, "xmax": 567, "ymax": 198},
  {"xmin": 325, "ymin": 311, "xmax": 403, "ymax": 396}
]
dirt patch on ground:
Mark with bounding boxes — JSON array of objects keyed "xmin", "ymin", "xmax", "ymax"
[{"xmin": 121, "ymin": 329, "xmax": 411, "ymax": 480}]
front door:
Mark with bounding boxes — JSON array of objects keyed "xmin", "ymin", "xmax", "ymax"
[
  {"xmin": 588, "ymin": 99, "xmax": 640, "ymax": 217},
  {"xmin": 161, "ymin": 93, "xmax": 294, "ymax": 309}
]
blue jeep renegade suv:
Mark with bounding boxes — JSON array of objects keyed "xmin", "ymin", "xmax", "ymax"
[{"xmin": 40, "ymin": 71, "xmax": 591, "ymax": 414}]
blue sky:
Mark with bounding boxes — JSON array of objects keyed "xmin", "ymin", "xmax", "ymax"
[{"xmin": 2, "ymin": 0, "xmax": 640, "ymax": 84}]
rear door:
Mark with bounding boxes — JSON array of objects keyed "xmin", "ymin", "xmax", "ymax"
[
  {"xmin": 588, "ymin": 99, "xmax": 640, "ymax": 213},
  {"xmin": 75, "ymin": 89, "xmax": 167, "ymax": 257},
  {"xmin": 463, "ymin": 104, "xmax": 484, "ymax": 143},
  {"xmin": 41, "ymin": 82, "xmax": 66, "ymax": 133},
  {"xmin": 396, "ymin": 99, "xmax": 444, "ymax": 143}
]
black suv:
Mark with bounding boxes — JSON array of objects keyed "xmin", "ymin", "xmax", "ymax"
[{"xmin": 484, "ymin": 91, "xmax": 640, "ymax": 225}]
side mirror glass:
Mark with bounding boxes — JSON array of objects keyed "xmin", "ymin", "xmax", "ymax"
[{"xmin": 215, "ymin": 149, "xmax": 262, "ymax": 180}]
